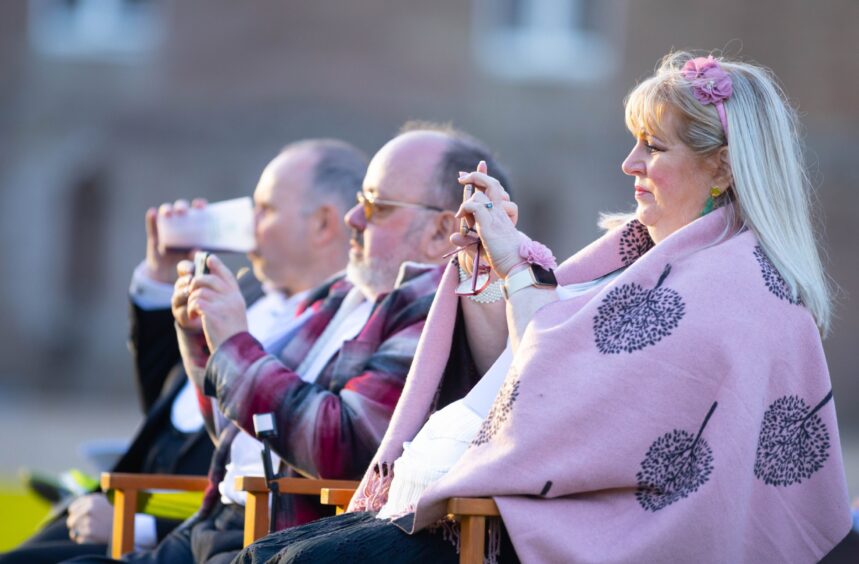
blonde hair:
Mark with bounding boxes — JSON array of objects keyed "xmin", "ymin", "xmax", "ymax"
[{"xmin": 614, "ymin": 51, "xmax": 831, "ymax": 334}]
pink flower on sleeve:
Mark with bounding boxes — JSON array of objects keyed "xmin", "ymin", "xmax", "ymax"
[{"xmin": 519, "ymin": 238, "xmax": 558, "ymax": 270}]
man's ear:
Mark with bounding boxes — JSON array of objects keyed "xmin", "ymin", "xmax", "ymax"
[
  {"xmin": 310, "ymin": 204, "xmax": 342, "ymax": 245},
  {"xmin": 714, "ymin": 146, "xmax": 733, "ymax": 190},
  {"xmin": 422, "ymin": 211, "xmax": 457, "ymax": 261}
]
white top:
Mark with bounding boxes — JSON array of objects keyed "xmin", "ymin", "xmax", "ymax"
[
  {"xmin": 295, "ymin": 287, "xmax": 373, "ymax": 383},
  {"xmin": 376, "ymin": 271, "xmax": 624, "ymax": 520}
]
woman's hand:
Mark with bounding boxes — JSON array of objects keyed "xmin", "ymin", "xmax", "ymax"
[{"xmin": 455, "ymin": 163, "xmax": 523, "ymax": 278}]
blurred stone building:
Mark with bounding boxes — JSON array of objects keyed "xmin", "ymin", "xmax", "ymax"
[{"xmin": 1, "ymin": 0, "xmax": 857, "ymax": 425}]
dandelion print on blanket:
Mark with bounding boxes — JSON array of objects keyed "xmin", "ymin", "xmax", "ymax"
[
  {"xmin": 753, "ymin": 245, "xmax": 801, "ymax": 305},
  {"xmin": 472, "ymin": 374, "xmax": 520, "ymax": 447},
  {"xmin": 636, "ymin": 402, "xmax": 717, "ymax": 512},
  {"xmin": 754, "ymin": 391, "xmax": 832, "ymax": 486},
  {"xmin": 619, "ymin": 220, "xmax": 655, "ymax": 266},
  {"xmin": 593, "ymin": 264, "xmax": 686, "ymax": 354}
]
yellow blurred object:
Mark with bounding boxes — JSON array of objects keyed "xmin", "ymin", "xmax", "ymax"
[{"xmin": 106, "ymin": 489, "xmax": 204, "ymax": 521}]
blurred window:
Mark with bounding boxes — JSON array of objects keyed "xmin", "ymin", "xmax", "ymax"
[
  {"xmin": 28, "ymin": 0, "xmax": 161, "ymax": 62},
  {"xmin": 473, "ymin": 0, "xmax": 618, "ymax": 83}
]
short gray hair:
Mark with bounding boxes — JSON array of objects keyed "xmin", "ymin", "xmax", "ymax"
[{"xmin": 280, "ymin": 139, "xmax": 368, "ymax": 215}]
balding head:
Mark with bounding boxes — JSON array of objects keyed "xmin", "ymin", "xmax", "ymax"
[
  {"xmin": 343, "ymin": 125, "xmax": 506, "ymax": 300},
  {"xmin": 360, "ymin": 130, "xmax": 451, "ymax": 208},
  {"xmin": 251, "ymin": 140, "xmax": 366, "ymax": 293}
]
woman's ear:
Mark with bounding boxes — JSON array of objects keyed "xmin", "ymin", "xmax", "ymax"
[{"xmin": 714, "ymin": 146, "xmax": 733, "ymax": 190}]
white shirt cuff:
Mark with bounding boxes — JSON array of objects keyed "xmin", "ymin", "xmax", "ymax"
[
  {"xmin": 133, "ymin": 513, "xmax": 158, "ymax": 549},
  {"xmin": 129, "ymin": 261, "xmax": 175, "ymax": 310}
]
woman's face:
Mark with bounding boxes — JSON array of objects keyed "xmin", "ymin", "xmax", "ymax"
[{"xmin": 621, "ymin": 110, "xmax": 722, "ymax": 244}]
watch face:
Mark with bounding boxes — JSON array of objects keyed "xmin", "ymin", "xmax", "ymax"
[{"xmin": 532, "ymin": 265, "xmax": 558, "ymax": 287}]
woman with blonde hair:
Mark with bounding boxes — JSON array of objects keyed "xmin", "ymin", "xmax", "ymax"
[{"xmin": 235, "ymin": 51, "xmax": 850, "ymax": 564}]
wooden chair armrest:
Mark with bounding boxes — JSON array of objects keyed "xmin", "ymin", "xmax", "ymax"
[
  {"xmin": 445, "ymin": 497, "xmax": 500, "ymax": 517},
  {"xmin": 100, "ymin": 472, "xmax": 210, "ymax": 559},
  {"xmin": 445, "ymin": 498, "xmax": 500, "ymax": 564},
  {"xmin": 234, "ymin": 475, "xmax": 269, "ymax": 493},
  {"xmin": 101, "ymin": 472, "xmax": 210, "ymax": 492},
  {"xmin": 234, "ymin": 477, "xmax": 360, "ymax": 548},
  {"xmin": 319, "ymin": 487, "xmax": 356, "ymax": 514},
  {"xmin": 234, "ymin": 476, "xmax": 358, "ymax": 495}
]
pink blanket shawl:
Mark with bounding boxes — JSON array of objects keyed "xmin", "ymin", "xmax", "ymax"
[{"xmin": 350, "ymin": 209, "xmax": 851, "ymax": 563}]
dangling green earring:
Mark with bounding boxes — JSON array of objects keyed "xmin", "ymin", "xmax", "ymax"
[{"xmin": 700, "ymin": 186, "xmax": 721, "ymax": 216}]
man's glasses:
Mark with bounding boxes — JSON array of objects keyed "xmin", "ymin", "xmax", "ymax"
[{"xmin": 356, "ymin": 191, "xmax": 444, "ymax": 222}]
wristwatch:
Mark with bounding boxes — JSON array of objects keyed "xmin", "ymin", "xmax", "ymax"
[{"xmin": 502, "ymin": 264, "xmax": 558, "ymax": 299}]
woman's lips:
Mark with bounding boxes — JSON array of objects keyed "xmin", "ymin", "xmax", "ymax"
[{"xmin": 634, "ymin": 185, "xmax": 650, "ymax": 197}]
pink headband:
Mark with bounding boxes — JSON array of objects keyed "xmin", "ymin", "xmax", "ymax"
[{"xmin": 681, "ymin": 55, "xmax": 732, "ymax": 142}]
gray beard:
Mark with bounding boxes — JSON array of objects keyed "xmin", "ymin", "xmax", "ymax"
[
  {"xmin": 346, "ymin": 220, "xmax": 425, "ymax": 300},
  {"xmin": 346, "ymin": 256, "xmax": 399, "ymax": 301}
]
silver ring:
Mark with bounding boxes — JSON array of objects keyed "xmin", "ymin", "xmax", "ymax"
[{"xmin": 484, "ymin": 202, "xmax": 494, "ymax": 209}]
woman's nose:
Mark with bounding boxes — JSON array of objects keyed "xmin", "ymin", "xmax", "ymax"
[{"xmin": 621, "ymin": 145, "xmax": 644, "ymax": 177}]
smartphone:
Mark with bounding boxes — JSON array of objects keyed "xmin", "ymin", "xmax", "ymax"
[
  {"xmin": 193, "ymin": 251, "xmax": 211, "ymax": 278},
  {"xmin": 460, "ymin": 184, "xmax": 475, "ymax": 236}
]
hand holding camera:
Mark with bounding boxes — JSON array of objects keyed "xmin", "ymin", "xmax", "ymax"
[
  {"xmin": 446, "ymin": 161, "xmax": 520, "ymax": 295},
  {"xmin": 156, "ymin": 196, "xmax": 255, "ymax": 254},
  {"xmin": 183, "ymin": 253, "xmax": 249, "ymax": 352},
  {"xmin": 455, "ymin": 162, "xmax": 522, "ymax": 280},
  {"xmin": 171, "ymin": 255, "xmax": 204, "ymax": 333}
]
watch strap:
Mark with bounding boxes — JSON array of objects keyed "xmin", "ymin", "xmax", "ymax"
[{"xmin": 503, "ymin": 267, "xmax": 537, "ymax": 299}]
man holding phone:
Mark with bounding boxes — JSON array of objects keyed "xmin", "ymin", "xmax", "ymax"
[
  {"xmin": 65, "ymin": 124, "xmax": 508, "ymax": 564},
  {"xmin": 1, "ymin": 139, "xmax": 367, "ymax": 564}
]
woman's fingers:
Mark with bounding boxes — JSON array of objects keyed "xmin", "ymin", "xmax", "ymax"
[
  {"xmin": 501, "ymin": 200, "xmax": 518, "ymax": 226},
  {"xmin": 457, "ymin": 171, "xmax": 511, "ymax": 203},
  {"xmin": 449, "ymin": 232, "xmax": 479, "ymax": 249},
  {"xmin": 458, "ymin": 190, "xmax": 511, "ymax": 230}
]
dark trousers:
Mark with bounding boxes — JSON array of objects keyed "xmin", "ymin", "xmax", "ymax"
[
  {"xmin": 0, "ymin": 517, "xmax": 107, "ymax": 564},
  {"xmin": 236, "ymin": 511, "xmax": 519, "ymax": 564},
  {"xmin": 62, "ymin": 502, "xmax": 245, "ymax": 564},
  {"xmin": 821, "ymin": 529, "xmax": 859, "ymax": 564}
]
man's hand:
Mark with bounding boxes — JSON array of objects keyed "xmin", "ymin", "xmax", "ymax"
[
  {"xmin": 187, "ymin": 254, "xmax": 249, "ymax": 351},
  {"xmin": 66, "ymin": 493, "xmax": 113, "ymax": 545},
  {"xmin": 145, "ymin": 199, "xmax": 207, "ymax": 284},
  {"xmin": 172, "ymin": 260, "xmax": 203, "ymax": 332}
]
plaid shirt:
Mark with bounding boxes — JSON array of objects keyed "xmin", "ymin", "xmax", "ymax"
[{"xmin": 189, "ymin": 263, "xmax": 443, "ymax": 529}]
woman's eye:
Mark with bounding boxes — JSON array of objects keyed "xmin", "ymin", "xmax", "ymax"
[{"xmin": 644, "ymin": 140, "xmax": 662, "ymax": 153}]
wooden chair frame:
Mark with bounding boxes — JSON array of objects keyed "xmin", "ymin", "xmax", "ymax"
[
  {"xmin": 102, "ymin": 472, "xmax": 499, "ymax": 564},
  {"xmin": 235, "ymin": 476, "xmax": 358, "ymax": 546},
  {"xmin": 100, "ymin": 472, "xmax": 209, "ymax": 558},
  {"xmin": 318, "ymin": 489, "xmax": 499, "ymax": 564},
  {"xmin": 445, "ymin": 497, "xmax": 500, "ymax": 564}
]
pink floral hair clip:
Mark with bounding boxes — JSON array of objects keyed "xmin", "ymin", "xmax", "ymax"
[{"xmin": 681, "ymin": 55, "xmax": 732, "ymax": 141}]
